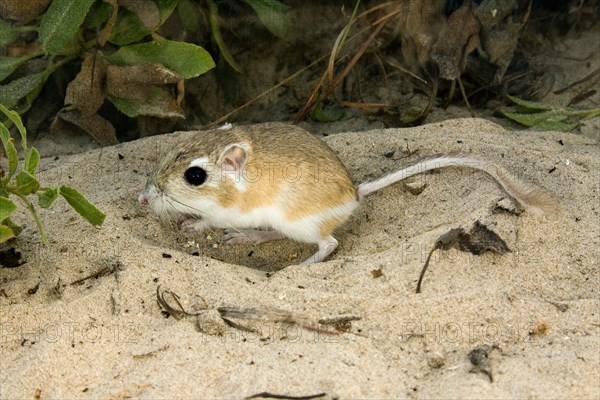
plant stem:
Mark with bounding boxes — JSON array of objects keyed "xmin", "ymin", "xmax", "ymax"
[{"xmin": 15, "ymin": 193, "xmax": 47, "ymax": 244}]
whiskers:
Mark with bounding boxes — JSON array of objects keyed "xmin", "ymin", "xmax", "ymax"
[
  {"xmin": 157, "ymin": 194, "xmax": 203, "ymax": 227},
  {"xmin": 152, "ymin": 193, "xmax": 261, "ymax": 245},
  {"xmin": 158, "ymin": 194, "xmax": 224, "ymax": 238}
]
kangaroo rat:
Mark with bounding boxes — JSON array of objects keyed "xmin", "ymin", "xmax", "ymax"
[{"xmin": 138, "ymin": 122, "xmax": 557, "ymax": 264}]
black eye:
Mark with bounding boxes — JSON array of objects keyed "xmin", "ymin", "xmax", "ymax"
[{"xmin": 184, "ymin": 166, "xmax": 207, "ymax": 186}]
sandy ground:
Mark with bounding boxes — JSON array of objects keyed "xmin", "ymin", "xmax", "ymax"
[{"xmin": 0, "ymin": 118, "xmax": 598, "ymax": 399}]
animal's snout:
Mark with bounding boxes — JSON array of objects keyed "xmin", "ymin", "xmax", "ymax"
[{"xmin": 138, "ymin": 192, "xmax": 149, "ymax": 205}]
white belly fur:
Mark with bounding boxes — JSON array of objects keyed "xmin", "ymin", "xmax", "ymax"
[{"xmin": 185, "ymin": 195, "xmax": 358, "ymax": 243}]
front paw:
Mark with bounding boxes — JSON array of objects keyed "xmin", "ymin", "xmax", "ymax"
[{"xmin": 180, "ymin": 218, "xmax": 207, "ymax": 233}]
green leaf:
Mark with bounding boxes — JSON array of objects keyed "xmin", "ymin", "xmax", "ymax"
[
  {"xmin": 107, "ymin": 40, "xmax": 215, "ymax": 79},
  {"xmin": 503, "ymin": 111, "xmax": 579, "ymax": 132},
  {"xmin": 206, "ymin": 0, "xmax": 241, "ymax": 73},
  {"xmin": 311, "ymin": 103, "xmax": 343, "ymax": 122},
  {"xmin": 0, "ymin": 125, "xmax": 18, "ymax": 180},
  {"xmin": 507, "ymin": 95, "xmax": 554, "ymax": 112},
  {"xmin": 25, "ymin": 147, "xmax": 40, "ymax": 175},
  {"xmin": 3, "ymin": 217, "xmax": 22, "ymax": 237},
  {"xmin": 0, "ymin": 103, "xmax": 28, "ymax": 149},
  {"xmin": 109, "ymin": 0, "xmax": 178, "ymax": 46},
  {"xmin": 243, "ymin": 0, "xmax": 293, "ymax": 42},
  {"xmin": 0, "ymin": 55, "xmax": 39, "ymax": 83},
  {"xmin": 0, "ymin": 70, "xmax": 49, "ymax": 110},
  {"xmin": 84, "ymin": 1, "xmax": 113, "ymax": 29},
  {"xmin": 502, "ymin": 111, "xmax": 555, "ymax": 127},
  {"xmin": 107, "ymin": 96, "xmax": 138, "ymax": 118},
  {"xmin": 38, "ymin": 188, "xmax": 60, "ymax": 208},
  {"xmin": 0, "ymin": 196, "xmax": 17, "ymax": 221},
  {"xmin": 14, "ymin": 171, "xmax": 40, "ymax": 195},
  {"xmin": 59, "ymin": 186, "xmax": 105, "ymax": 226},
  {"xmin": 534, "ymin": 120, "xmax": 579, "ymax": 131},
  {"xmin": 0, "ymin": 20, "xmax": 19, "ymax": 47},
  {"xmin": 177, "ymin": 0, "xmax": 200, "ymax": 32},
  {"xmin": 0, "ymin": 19, "xmax": 24, "ymax": 47},
  {"xmin": 107, "ymin": 9, "xmax": 148, "ymax": 46},
  {"xmin": 0, "ymin": 224, "xmax": 16, "ymax": 244},
  {"xmin": 503, "ymin": 96, "xmax": 600, "ymax": 132},
  {"xmin": 38, "ymin": 0, "xmax": 95, "ymax": 55}
]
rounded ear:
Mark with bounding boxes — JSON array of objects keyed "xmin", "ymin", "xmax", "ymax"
[{"xmin": 218, "ymin": 143, "xmax": 249, "ymax": 172}]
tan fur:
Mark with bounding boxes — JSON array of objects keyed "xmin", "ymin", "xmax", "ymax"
[
  {"xmin": 150, "ymin": 123, "xmax": 357, "ymax": 222},
  {"xmin": 319, "ymin": 216, "xmax": 349, "ymax": 238},
  {"xmin": 144, "ymin": 123, "xmax": 558, "ymax": 264}
]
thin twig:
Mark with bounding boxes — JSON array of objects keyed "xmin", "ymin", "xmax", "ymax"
[
  {"xmin": 246, "ymin": 392, "xmax": 327, "ymax": 400},
  {"xmin": 204, "ymin": 55, "xmax": 328, "ymax": 129}
]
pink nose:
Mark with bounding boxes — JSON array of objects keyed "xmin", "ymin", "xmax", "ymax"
[{"xmin": 138, "ymin": 193, "xmax": 148, "ymax": 205}]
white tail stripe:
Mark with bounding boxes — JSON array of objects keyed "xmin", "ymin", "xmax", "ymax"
[
  {"xmin": 357, "ymin": 156, "xmax": 558, "ymax": 215},
  {"xmin": 358, "ymin": 156, "xmax": 485, "ymax": 197}
]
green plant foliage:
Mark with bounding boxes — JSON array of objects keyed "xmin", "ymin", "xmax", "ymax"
[
  {"xmin": 207, "ymin": 0, "xmax": 242, "ymax": 73},
  {"xmin": 107, "ymin": 40, "xmax": 216, "ymax": 79},
  {"xmin": 0, "ymin": 0, "xmax": 292, "ymax": 141},
  {"xmin": 177, "ymin": 0, "xmax": 200, "ymax": 33},
  {"xmin": 0, "ymin": 71, "xmax": 50, "ymax": 111},
  {"xmin": 14, "ymin": 171, "xmax": 40, "ymax": 195},
  {"xmin": 0, "ymin": 197, "xmax": 17, "ymax": 222},
  {"xmin": 311, "ymin": 103, "xmax": 343, "ymax": 122},
  {"xmin": 0, "ymin": 125, "xmax": 18, "ymax": 179},
  {"xmin": 38, "ymin": 188, "xmax": 59, "ymax": 209},
  {"xmin": 503, "ymin": 95, "xmax": 600, "ymax": 132},
  {"xmin": 39, "ymin": 0, "xmax": 96, "ymax": 55},
  {"xmin": 0, "ymin": 54, "xmax": 39, "ymax": 83},
  {"xmin": 24, "ymin": 148, "xmax": 40, "ymax": 175},
  {"xmin": 84, "ymin": 1, "xmax": 113, "ymax": 30},
  {"xmin": 58, "ymin": 186, "xmax": 106, "ymax": 226},
  {"xmin": 109, "ymin": 0, "xmax": 179, "ymax": 46},
  {"xmin": 243, "ymin": 0, "xmax": 293, "ymax": 42},
  {"xmin": 1, "ymin": 0, "xmax": 216, "ymax": 132},
  {"xmin": 0, "ymin": 20, "xmax": 19, "ymax": 47},
  {"xmin": 0, "ymin": 104, "xmax": 105, "ymax": 244},
  {"xmin": 0, "ymin": 224, "xmax": 16, "ymax": 243},
  {"xmin": 206, "ymin": 0, "xmax": 291, "ymax": 72},
  {"xmin": 1, "ymin": 104, "xmax": 27, "ymax": 146}
]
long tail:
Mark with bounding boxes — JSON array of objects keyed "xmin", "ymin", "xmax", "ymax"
[{"xmin": 357, "ymin": 155, "xmax": 559, "ymax": 215}]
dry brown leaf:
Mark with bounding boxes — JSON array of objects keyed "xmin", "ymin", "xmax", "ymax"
[
  {"xmin": 477, "ymin": 0, "xmax": 528, "ymax": 84},
  {"xmin": 432, "ymin": 2, "xmax": 482, "ymax": 80},
  {"xmin": 111, "ymin": 63, "xmax": 176, "ymax": 84},
  {"xmin": 53, "ymin": 109, "xmax": 118, "ymax": 146},
  {"xmin": 109, "ymin": 84, "xmax": 185, "ymax": 120},
  {"xmin": 401, "ymin": 1, "xmax": 445, "ymax": 67},
  {"xmin": 476, "ymin": 0, "xmax": 518, "ymax": 28},
  {"xmin": 98, "ymin": 0, "xmax": 119, "ymax": 47},
  {"xmin": 6, "ymin": 43, "xmax": 42, "ymax": 58},
  {"xmin": 106, "ymin": 63, "xmax": 181, "ymax": 102},
  {"xmin": 137, "ymin": 116, "xmax": 180, "ymax": 137},
  {"xmin": 481, "ymin": 23, "xmax": 522, "ymax": 83},
  {"xmin": 416, "ymin": 221, "xmax": 510, "ymax": 293},
  {"xmin": 0, "ymin": 0, "xmax": 51, "ymax": 24},
  {"xmin": 65, "ymin": 52, "xmax": 108, "ymax": 116},
  {"xmin": 107, "ymin": 76, "xmax": 151, "ymax": 102}
]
